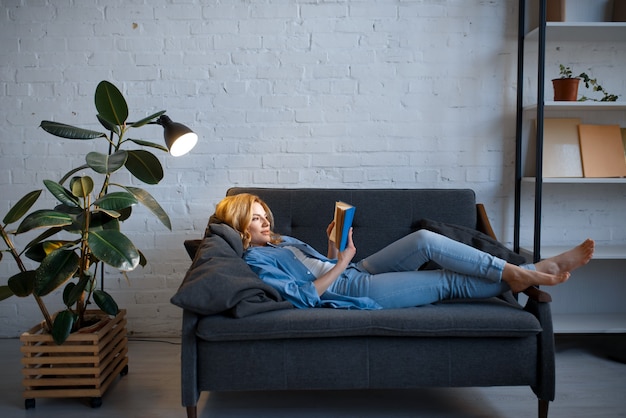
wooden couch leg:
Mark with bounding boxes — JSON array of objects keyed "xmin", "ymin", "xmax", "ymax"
[
  {"xmin": 186, "ymin": 405, "xmax": 198, "ymax": 418},
  {"xmin": 539, "ymin": 399, "xmax": 549, "ymax": 418}
]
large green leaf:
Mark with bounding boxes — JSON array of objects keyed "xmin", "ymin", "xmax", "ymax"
[
  {"xmin": 128, "ymin": 110, "xmax": 166, "ymax": 128},
  {"xmin": 3, "ymin": 190, "xmax": 42, "ymax": 225},
  {"xmin": 51, "ymin": 310, "xmax": 76, "ymax": 345},
  {"xmin": 72, "ymin": 211, "xmax": 119, "ymax": 234},
  {"xmin": 138, "ymin": 249, "xmax": 148, "ymax": 267},
  {"xmin": 60, "ymin": 211, "xmax": 86, "ymax": 235},
  {"xmin": 96, "ymin": 113, "xmax": 120, "ymax": 136},
  {"xmin": 124, "ymin": 150, "xmax": 164, "ymax": 185},
  {"xmin": 43, "ymin": 180, "xmax": 80, "ymax": 207},
  {"xmin": 25, "ymin": 240, "xmax": 75, "ymax": 263},
  {"xmin": 93, "ymin": 289, "xmax": 119, "ymax": 316},
  {"xmin": 34, "ymin": 248, "xmax": 80, "ymax": 296},
  {"xmin": 94, "ymin": 81, "xmax": 128, "ymax": 127},
  {"xmin": 0, "ymin": 285, "xmax": 14, "ymax": 302},
  {"xmin": 23, "ymin": 226, "xmax": 67, "ymax": 257},
  {"xmin": 115, "ymin": 206, "xmax": 132, "ymax": 223},
  {"xmin": 62, "ymin": 282, "xmax": 76, "ymax": 306},
  {"xmin": 40, "ymin": 121, "xmax": 106, "ymax": 140},
  {"xmin": 92, "ymin": 208, "xmax": 121, "ymax": 219},
  {"xmin": 53, "ymin": 204, "xmax": 82, "ymax": 216},
  {"xmin": 7, "ymin": 270, "xmax": 36, "ymax": 297},
  {"xmin": 16, "ymin": 210, "xmax": 73, "ymax": 234},
  {"xmin": 24, "ymin": 243, "xmax": 49, "ymax": 263},
  {"xmin": 93, "ymin": 192, "xmax": 137, "ymax": 211},
  {"xmin": 63, "ymin": 272, "xmax": 91, "ymax": 307},
  {"xmin": 86, "ymin": 151, "xmax": 128, "ymax": 174},
  {"xmin": 69, "ymin": 176, "xmax": 94, "ymax": 198},
  {"xmin": 122, "ymin": 186, "xmax": 171, "ymax": 230},
  {"xmin": 128, "ymin": 138, "xmax": 169, "ymax": 153},
  {"xmin": 88, "ymin": 229, "xmax": 139, "ymax": 271}
]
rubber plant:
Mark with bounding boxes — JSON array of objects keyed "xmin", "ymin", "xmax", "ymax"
[{"xmin": 0, "ymin": 80, "xmax": 172, "ymax": 344}]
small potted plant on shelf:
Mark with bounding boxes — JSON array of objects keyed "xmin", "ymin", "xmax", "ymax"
[
  {"xmin": 553, "ymin": 64, "xmax": 619, "ymax": 102},
  {"xmin": 0, "ymin": 80, "xmax": 196, "ymax": 408}
]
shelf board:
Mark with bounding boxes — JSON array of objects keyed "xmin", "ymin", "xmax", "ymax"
[
  {"xmin": 526, "ymin": 22, "xmax": 626, "ymax": 42},
  {"xmin": 523, "ymin": 101, "xmax": 626, "ymax": 112},
  {"xmin": 520, "ymin": 245, "xmax": 626, "ymax": 260},
  {"xmin": 521, "ymin": 177, "xmax": 626, "ymax": 184},
  {"xmin": 553, "ymin": 313, "xmax": 626, "ymax": 334}
]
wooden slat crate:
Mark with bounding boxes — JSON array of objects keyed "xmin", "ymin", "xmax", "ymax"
[{"xmin": 20, "ymin": 309, "xmax": 128, "ymax": 408}]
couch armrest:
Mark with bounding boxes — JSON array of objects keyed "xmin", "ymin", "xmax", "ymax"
[
  {"xmin": 478, "ymin": 203, "xmax": 555, "ymax": 401},
  {"xmin": 476, "ymin": 203, "xmax": 552, "ymax": 303},
  {"xmin": 476, "ymin": 203, "xmax": 497, "ymax": 240},
  {"xmin": 523, "ymin": 286, "xmax": 552, "ymax": 303},
  {"xmin": 181, "ymin": 310, "xmax": 201, "ymax": 407},
  {"xmin": 524, "ymin": 297, "xmax": 556, "ymax": 402}
]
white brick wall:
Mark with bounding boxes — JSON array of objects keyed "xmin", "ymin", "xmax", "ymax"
[{"xmin": 1, "ymin": 0, "xmax": 624, "ymax": 337}]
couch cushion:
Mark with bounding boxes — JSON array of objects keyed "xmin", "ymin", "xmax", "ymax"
[
  {"xmin": 195, "ymin": 298, "xmax": 542, "ymax": 342},
  {"xmin": 226, "ymin": 188, "xmax": 479, "ymax": 260}
]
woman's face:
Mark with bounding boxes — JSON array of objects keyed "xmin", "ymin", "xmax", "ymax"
[{"xmin": 247, "ymin": 202, "xmax": 271, "ymax": 247}]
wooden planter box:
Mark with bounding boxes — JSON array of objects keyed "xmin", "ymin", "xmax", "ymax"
[{"xmin": 20, "ymin": 309, "xmax": 129, "ymax": 409}]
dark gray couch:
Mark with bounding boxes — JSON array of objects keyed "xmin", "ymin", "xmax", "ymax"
[{"xmin": 172, "ymin": 188, "xmax": 555, "ymax": 418}]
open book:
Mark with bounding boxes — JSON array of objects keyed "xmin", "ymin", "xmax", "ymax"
[{"xmin": 329, "ymin": 201, "xmax": 356, "ymax": 252}]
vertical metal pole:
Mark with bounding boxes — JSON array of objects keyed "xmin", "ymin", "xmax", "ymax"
[
  {"xmin": 514, "ymin": 0, "xmax": 526, "ymax": 254},
  {"xmin": 534, "ymin": 0, "xmax": 547, "ymax": 262}
]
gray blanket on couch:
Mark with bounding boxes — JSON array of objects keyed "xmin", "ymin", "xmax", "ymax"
[{"xmin": 170, "ymin": 223, "xmax": 294, "ymax": 318}]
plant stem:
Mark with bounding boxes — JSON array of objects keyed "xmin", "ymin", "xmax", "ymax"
[
  {"xmin": 0, "ymin": 224, "xmax": 54, "ymax": 330},
  {"xmin": 76, "ymin": 194, "xmax": 93, "ymax": 329}
]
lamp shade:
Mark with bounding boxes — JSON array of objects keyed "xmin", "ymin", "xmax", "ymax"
[{"xmin": 157, "ymin": 115, "xmax": 198, "ymax": 157}]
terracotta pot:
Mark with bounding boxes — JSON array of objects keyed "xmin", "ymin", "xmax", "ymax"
[
  {"xmin": 552, "ymin": 78, "xmax": 580, "ymax": 101},
  {"xmin": 19, "ymin": 309, "xmax": 128, "ymax": 409}
]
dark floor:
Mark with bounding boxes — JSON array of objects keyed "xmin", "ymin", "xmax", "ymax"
[{"xmin": 0, "ymin": 335, "xmax": 624, "ymax": 418}]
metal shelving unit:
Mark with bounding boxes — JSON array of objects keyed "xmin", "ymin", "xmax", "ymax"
[{"xmin": 513, "ymin": 0, "xmax": 626, "ymax": 333}]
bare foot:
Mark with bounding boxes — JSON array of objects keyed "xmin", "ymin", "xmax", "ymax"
[
  {"xmin": 502, "ymin": 264, "xmax": 571, "ymax": 294},
  {"xmin": 534, "ymin": 239, "xmax": 595, "ymax": 275}
]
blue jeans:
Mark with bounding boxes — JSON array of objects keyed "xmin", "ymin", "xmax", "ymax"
[{"xmin": 328, "ymin": 229, "xmax": 534, "ymax": 309}]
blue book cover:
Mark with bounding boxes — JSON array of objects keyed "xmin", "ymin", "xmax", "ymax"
[{"xmin": 332, "ymin": 201, "xmax": 355, "ymax": 251}]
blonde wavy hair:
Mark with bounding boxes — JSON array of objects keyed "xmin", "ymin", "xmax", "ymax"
[{"xmin": 214, "ymin": 193, "xmax": 282, "ymax": 249}]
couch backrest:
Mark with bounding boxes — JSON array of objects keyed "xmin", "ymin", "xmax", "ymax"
[{"xmin": 226, "ymin": 188, "xmax": 478, "ymax": 261}]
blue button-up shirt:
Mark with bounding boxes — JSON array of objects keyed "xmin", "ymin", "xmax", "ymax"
[{"xmin": 244, "ymin": 236, "xmax": 381, "ymax": 310}]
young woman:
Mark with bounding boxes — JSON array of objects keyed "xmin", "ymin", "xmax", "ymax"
[{"xmin": 214, "ymin": 193, "xmax": 595, "ymax": 309}]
